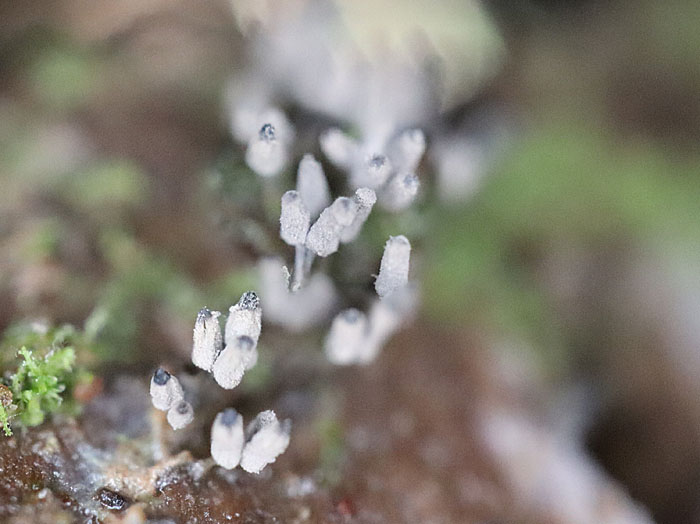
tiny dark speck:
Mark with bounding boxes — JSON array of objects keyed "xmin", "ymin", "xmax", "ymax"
[{"xmin": 96, "ymin": 487, "xmax": 128, "ymax": 510}]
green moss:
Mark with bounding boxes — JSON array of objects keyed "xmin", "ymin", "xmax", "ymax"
[{"xmin": 0, "ymin": 324, "xmax": 93, "ymax": 436}]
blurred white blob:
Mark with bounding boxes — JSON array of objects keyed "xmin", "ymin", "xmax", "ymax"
[
  {"xmin": 379, "ymin": 172, "xmax": 419, "ymax": 212},
  {"xmin": 225, "ymin": 291, "xmax": 262, "ymax": 346},
  {"xmin": 191, "ymin": 308, "xmax": 223, "ymax": 372},
  {"xmin": 319, "ymin": 127, "xmax": 359, "ymax": 170},
  {"xmin": 388, "ymin": 128, "xmax": 426, "ymax": 172},
  {"xmin": 150, "ymin": 368, "xmax": 184, "ymax": 411},
  {"xmin": 352, "ymin": 153, "xmax": 393, "ymax": 190},
  {"xmin": 211, "ymin": 408, "xmax": 245, "ymax": 469},
  {"xmin": 212, "ymin": 335, "xmax": 258, "ymax": 390},
  {"xmin": 226, "ymin": 82, "xmax": 295, "ymax": 145},
  {"xmin": 431, "ymin": 137, "xmax": 485, "ymax": 203},
  {"xmin": 326, "ymin": 286, "xmax": 417, "ymax": 366},
  {"xmin": 167, "ymin": 399, "xmax": 194, "ymax": 430},
  {"xmin": 375, "ymin": 235, "xmax": 411, "ymax": 299},
  {"xmin": 482, "ymin": 411, "xmax": 655, "ymax": 524},
  {"xmin": 241, "ymin": 410, "xmax": 291, "ymax": 474},
  {"xmin": 245, "ymin": 123, "xmax": 289, "ymax": 177},
  {"xmin": 325, "ymin": 308, "xmax": 369, "ymax": 365},
  {"xmin": 296, "ymin": 154, "xmax": 331, "ymax": 218},
  {"xmin": 259, "ymin": 257, "xmax": 338, "ymax": 331}
]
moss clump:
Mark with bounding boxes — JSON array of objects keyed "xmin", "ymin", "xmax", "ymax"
[{"xmin": 0, "ymin": 324, "xmax": 93, "ymax": 436}]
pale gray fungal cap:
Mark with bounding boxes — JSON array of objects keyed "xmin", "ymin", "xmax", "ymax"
[
  {"xmin": 225, "ymin": 292, "xmax": 262, "ymax": 346},
  {"xmin": 375, "ymin": 235, "xmax": 411, "ymax": 299},
  {"xmin": 240, "ymin": 410, "xmax": 291, "ymax": 474},
  {"xmin": 211, "ymin": 408, "xmax": 245, "ymax": 470},
  {"xmin": 192, "ymin": 308, "xmax": 223, "ymax": 372},
  {"xmin": 296, "ymin": 154, "xmax": 331, "ymax": 218},
  {"xmin": 245, "ymin": 123, "xmax": 288, "ymax": 177},
  {"xmin": 339, "ymin": 187, "xmax": 376, "ymax": 244},
  {"xmin": 212, "ymin": 335, "xmax": 258, "ymax": 390},
  {"xmin": 325, "ymin": 308, "xmax": 369, "ymax": 365},
  {"xmin": 167, "ymin": 400, "xmax": 194, "ymax": 430},
  {"xmin": 380, "ymin": 172, "xmax": 419, "ymax": 212},
  {"xmin": 319, "ymin": 128, "xmax": 358, "ymax": 169},
  {"xmin": 305, "ymin": 197, "xmax": 358, "ymax": 257},
  {"xmin": 280, "ymin": 190, "xmax": 311, "ymax": 246},
  {"xmin": 150, "ymin": 368, "xmax": 184, "ymax": 411}
]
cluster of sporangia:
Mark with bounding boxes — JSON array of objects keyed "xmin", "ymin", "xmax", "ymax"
[
  {"xmin": 150, "ymin": 291, "xmax": 290, "ymax": 474},
  {"xmin": 149, "ymin": 118, "xmax": 418, "ymax": 474}
]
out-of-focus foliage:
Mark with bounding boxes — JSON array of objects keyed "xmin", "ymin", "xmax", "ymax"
[{"xmin": 425, "ymin": 122, "xmax": 700, "ymax": 373}]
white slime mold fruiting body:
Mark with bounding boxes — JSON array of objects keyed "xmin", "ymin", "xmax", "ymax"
[
  {"xmin": 211, "ymin": 408, "xmax": 245, "ymax": 470},
  {"xmin": 339, "ymin": 187, "xmax": 376, "ymax": 243},
  {"xmin": 192, "ymin": 308, "xmax": 223, "ymax": 372},
  {"xmin": 305, "ymin": 197, "xmax": 358, "ymax": 257},
  {"xmin": 375, "ymin": 235, "xmax": 411, "ymax": 299},
  {"xmin": 150, "ymin": 368, "xmax": 184, "ymax": 411},
  {"xmin": 167, "ymin": 400, "xmax": 194, "ymax": 430},
  {"xmin": 325, "ymin": 308, "xmax": 369, "ymax": 365},
  {"xmin": 296, "ymin": 154, "xmax": 330, "ymax": 218},
  {"xmin": 381, "ymin": 172, "xmax": 419, "ymax": 211},
  {"xmin": 212, "ymin": 336, "xmax": 257, "ymax": 390},
  {"xmin": 245, "ymin": 123, "xmax": 288, "ymax": 177},
  {"xmin": 280, "ymin": 190, "xmax": 311, "ymax": 246},
  {"xmin": 225, "ymin": 291, "xmax": 262, "ymax": 346},
  {"xmin": 241, "ymin": 410, "xmax": 291, "ymax": 474}
]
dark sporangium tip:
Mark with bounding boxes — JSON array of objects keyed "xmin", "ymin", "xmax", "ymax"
[
  {"xmin": 368, "ymin": 154, "xmax": 386, "ymax": 169},
  {"xmin": 259, "ymin": 123, "xmax": 275, "ymax": 141},
  {"xmin": 176, "ymin": 401, "xmax": 190, "ymax": 415},
  {"xmin": 238, "ymin": 291, "xmax": 260, "ymax": 310},
  {"xmin": 220, "ymin": 408, "xmax": 239, "ymax": 427},
  {"xmin": 152, "ymin": 367, "xmax": 170, "ymax": 386},
  {"xmin": 197, "ymin": 307, "xmax": 212, "ymax": 321}
]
